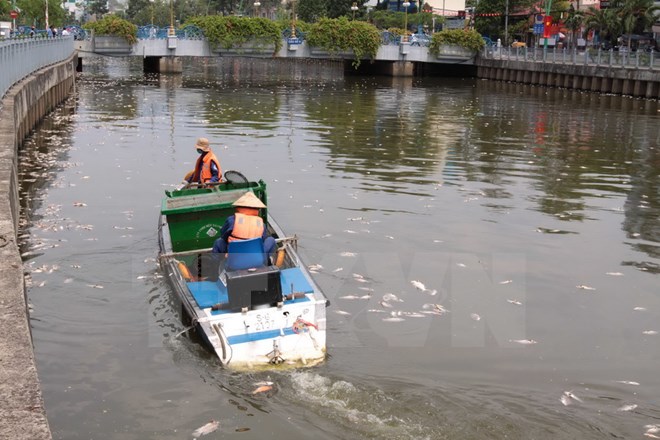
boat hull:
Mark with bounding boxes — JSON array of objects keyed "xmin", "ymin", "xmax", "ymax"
[{"xmin": 158, "ymin": 181, "xmax": 328, "ymax": 369}]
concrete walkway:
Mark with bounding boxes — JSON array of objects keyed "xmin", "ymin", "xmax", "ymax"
[{"xmin": 0, "ymin": 56, "xmax": 77, "ymax": 440}]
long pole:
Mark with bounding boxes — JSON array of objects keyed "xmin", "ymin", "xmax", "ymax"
[
  {"xmin": 543, "ymin": 0, "xmax": 552, "ymax": 50},
  {"xmin": 504, "ymin": 0, "xmax": 508, "ymax": 46},
  {"xmin": 45, "ymin": 0, "xmax": 49, "ymax": 30}
]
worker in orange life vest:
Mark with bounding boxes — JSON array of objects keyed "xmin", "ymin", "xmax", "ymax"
[
  {"xmin": 186, "ymin": 137, "xmax": 222, "ymax": 185},
  {"xmin": 211, "ymin": 192, "xmax": 276, "ymax": 261}
]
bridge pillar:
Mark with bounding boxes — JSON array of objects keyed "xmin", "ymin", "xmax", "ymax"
[
  {"xmin": 160, "ymin": 57, "xmax": 183, "ymax": 74},
  {"xmin": 390, "ymin": 61, "xmax": 414, "ymax": 77}
]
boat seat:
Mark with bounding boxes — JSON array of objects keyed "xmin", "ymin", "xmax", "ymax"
[
  {"xmin": 226, "ymin": 237, "xmax": 266, "ymax": 271},
  {"xmin": 187, "ymin": 267, "xmax": 314, "ymax": 313}
]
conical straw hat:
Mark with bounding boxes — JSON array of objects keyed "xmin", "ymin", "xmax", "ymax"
[{"xmin": 232, "ymin": 192, "xmax": 266, "ymax": 209}]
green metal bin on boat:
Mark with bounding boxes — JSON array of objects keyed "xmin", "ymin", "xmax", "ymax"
[{"xmin": 161, "ymin": 181, "xmax": 267, "ymax": 252}]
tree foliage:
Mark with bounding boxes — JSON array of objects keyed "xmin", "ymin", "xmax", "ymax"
[
  {"xmin": 84, "ymin": 14, "xmax": 138, "ymax": 43},
  {"xmin": 185, "ymin": 15, "xmax": 282, "ymax": 51},
  {"xmin": 14, "ymin": 0, "xmax": 66, "ymax": 27},
  {"xmin": 305, "ymin": 16, "xmax": 381, "ymax": 67}
]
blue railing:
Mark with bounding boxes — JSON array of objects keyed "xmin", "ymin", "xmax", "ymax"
[
  {"xmin": 137, "ymin": 25, "xmax": 204, "ymax": 40},
  {"xmin": 0, "ymin": 36, "xmax": 75, "ymax": 101}
]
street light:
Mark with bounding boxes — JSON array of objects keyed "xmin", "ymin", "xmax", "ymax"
[
  {"xmin": 149, "ymin": 0, "xmax": 154, "ymax": 27},
  {"xmin": 402, "ymin": 1, "xmax": 410, "ymax": 42},
  {"xmin": 290, "ymin": 0, "xmax": 297, "ymax": 38},
  {"xmin": 351, "ymin": 2, "xmax": 358, "ymax": 20},
  {"xmin": 254, "ymin": 1, "xmax": 260, "ymax": 17},
  {"xmin": 168, "ymin": 0, "xmax": 175, "ymax": 36}
]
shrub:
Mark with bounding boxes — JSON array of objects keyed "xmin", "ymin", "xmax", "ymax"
[
  {"xmin": 429, "ymin": 28, "xmax": 485, "ymax": 54},
  {"xmin": 84, "ymin": 14, "xmax": 137, "ymax": 44},
  {"xmin": 186, "ymin": 16, "xmax": 282, "ymax": 53},
  {"xmin": 306, "ymin": 17, "xmax": 381, "ymax": 68}
]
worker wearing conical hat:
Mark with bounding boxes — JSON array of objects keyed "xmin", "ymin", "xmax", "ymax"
[
  {"xmin": 186, "ymin": 137, "xmax": 222, "ymax": 186},
  {"xmin": 212, "ymin": 192, "xmax": 276, "ymax": 261}
]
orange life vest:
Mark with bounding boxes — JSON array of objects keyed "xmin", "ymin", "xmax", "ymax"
[
  {"xmin": 191, "ymin": 151, "xmax": 221, "ymax": 183},
  {"xmin": 228, "ymin": 212, "xmax": 264, "ymax": 242}
]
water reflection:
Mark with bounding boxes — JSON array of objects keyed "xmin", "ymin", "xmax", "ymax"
[{"xmin": 20, "ymin": 57, "xmax": 660, "ymax": 440}]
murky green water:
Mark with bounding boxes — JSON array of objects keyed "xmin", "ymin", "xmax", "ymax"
[{"xmin": 20, "ymin": 57, "xmax": 660, "ymax": 439}]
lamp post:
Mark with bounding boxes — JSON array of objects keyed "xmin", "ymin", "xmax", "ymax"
[
  {"xmin": 351, "ymin": 2, "xmax": 358, "ymax": 20},
  {"xmin": 168, "ymin": 0, "xmax": 175, "ymax": 36},
  {"xmin": 254, "ymin": 1, "xmax": 260, "ymax": 17},
  {"xmin": 150, "ymin": 0, "xmax": 154, "ymax": 26},
  {"xmin": 504, "ymin": 0, "xmax": 509, "ymax": 46},
  {"xmin": 402, "ymin": 1, "xmax": 410, "ymax": 42},
  {"xmin": 290, "ymin": 0, "xmax": 297, "ymax": 38}
]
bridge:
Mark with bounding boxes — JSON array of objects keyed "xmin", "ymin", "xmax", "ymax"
[{"xmin": 74, "ymin": 26, "xmax": 477, "ymax": 75}]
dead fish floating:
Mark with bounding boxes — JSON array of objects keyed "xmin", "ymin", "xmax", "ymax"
[
  {"xmin": 560, "ymin": 391, "xmax": 582, "ymax": 406},
  {"xmin": 510, "ymin": 339, "xmax": 538, "ymax": 345},
  {"xmin": 576, "ymin": 285, "xmax": 596, "ymax": 291},
  {"xmin": 192, "ymin": 420, "xmax": 220, "ymax": 438},
  {"xmin": 252, "ymin": 385, "xmax": 273, "ymax": 395}
]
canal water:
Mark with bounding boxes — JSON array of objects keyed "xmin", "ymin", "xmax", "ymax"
[{"xmin": 20, "ymin": 57, "xmax": 659, "ymax": 439}]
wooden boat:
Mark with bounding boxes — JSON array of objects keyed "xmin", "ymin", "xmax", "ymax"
[{"xmin": 158, "ymin": 172, "xmax": 328, "ymax": 369}]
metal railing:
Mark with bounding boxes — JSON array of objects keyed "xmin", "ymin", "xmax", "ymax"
[
  {"xmin": 482, "ymin": 46, "xmax": 659, "ymax": 70},
  {"xmin": 0, "ymin": 36, "xmax": 75, "ymax": 101},
  {"xmin": 137, "ymin": 25, "xmax": 204, "ymax": 40}
]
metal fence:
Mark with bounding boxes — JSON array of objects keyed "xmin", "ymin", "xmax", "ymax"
[
  {"xmin": 482, "ymin": 46, "xmax": 659, "ymax": 70},
  {"xmin": 0, "ymin": 36, "xmax": 75, "ymax": 101}
]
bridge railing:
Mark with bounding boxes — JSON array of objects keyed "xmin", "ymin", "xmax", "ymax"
[
  {"xmin": 0, "ymin": 36, "xmax": 75, "ymax": 101},
  {"xmin": 482, "ymin": 46, "xmax": 659, "ymax": 70}
]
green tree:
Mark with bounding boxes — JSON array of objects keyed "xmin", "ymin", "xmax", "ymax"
[
  {"xmin": 298, "ymin": 0, "xmax": 326, "ymax": 22},
  {"xmin": 87, "ymin": 0, "xmax": 109, "ymax": 16},
  {"xmin": 564, "ymin": 6, "xmax": 584, "ymax": 48},
  {"xmin": 584, "ymin": 5, "xmax": 620, "ymax": 47},
  {"xmin": 474, "ymin": 0, "xmax": 535, "ymax": 40},
  {"xmin": 16, "ymin": 0, "xmax": 66, "ymax": 27},
  {"xmin": 325, "ymin": 0, "xmax": 367, "ymax": 19}
]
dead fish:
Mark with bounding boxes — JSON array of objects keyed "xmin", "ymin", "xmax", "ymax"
[
  {"xmin": 73, "ymin": 202, "xmax": 87, "ymax": 207},
  {"xmin": 645, "ymin": 433, "xmax": 660, "ymax": 439},
  {"xmin": 633, "ymin": 307, "xmax": 647, "ymax": 311},
  {"xmin": 642, "ymin": 330, "xmax": 658, "ymax": 335},
  {"xmin": 507, "ymin": 299, "xmax": 523, "ymax": 306},
  {"xmin": 344, "ymin": 230, "xmax": 357, "ymax": 234},
  {"xmin": 564, "ymin": 391, "xmax": 582, "ymax": 402},
  {"xmin": 308, "ymin": 264, "xmax": 323, "ymax": 271},
  {"xmin": 383, "ymin": 317, "xmax": 405, "ymax": 322},
  {"xmin": 339, "ymin": 295, "xmax": 360, "ymax": 300},
  {"xmin": 605, "ymin": 272, "xmax": 624, "ymax": 276},
  {"xmin": 385, "ymin": 235, "xmax": 395, "ymax": 240},
  {"xmin": 615, "ymin": 380, "xmax": 640, "ymax": 386},
  {"xmin": 382, "ymin": 293, "xmax": 403, "ymax": 302},
  {"xmin": 645, "ymin": 425, "xmax": 660, "ymax": 434},
  {"xmin": 136, "ymin": 275, "xmax": 148, "ymax": 280},
  {"xmin": 499, "ymin": 280, "xmax": 513, "ymax": 284},
  {"xmin": 422, "ymin": 303, "xmax": 449, "ymax": 315},
  {"xmin": 252, "ymin": 385, "xmax": 273, "ymax": 395},
  {"xmin": 340, "ymin": 252, "xmax": 357, "ymax": 257},
  {"xmin": 335, "ymin": 310, "xmax": 351, "ymax": 316},
  {"xmin": 456, "ymin": 263, "xmax": 466, "ymax": 268},
  {"xmin": 510, "ymin": 339, "xmax": 538, "ymax": 345},
  {"xmin": 367, "ymin": 309, "xmax": 386, "ymax": 313},
  {"xmin": 253, "ymin": 381, "xmax": 273, "ymax": 387},
  {"xmin": 333, "ymin": 267, "xmax": 344, "ymax": 273},
  {"xmin": 470, "ymin": 313, "xmax": 481, "ymax": 321},
  {"xmin": 617, "ymin": 404, "xmax": 638, "ymax": 412},
  {"xmin": 411, "ymin": 280, "xmax": 427, "ymax": 291},
  {"xmin": 379, "ymin": 301, "xmax": 393, "ymax": 309},
  {"xmin": 576, "ymin": 285, "xmax": 596, "ymax": 291},
  {"xmin": 192, "ymin": 420, "xmax": 220, "ymax": 438},
  {"xmin": 86, "ymin": 284, "xmax": 104, "ymax": 289},
  {"xmin": 63, "ymin": 278, "xmax": 73, "ymax": 284}
]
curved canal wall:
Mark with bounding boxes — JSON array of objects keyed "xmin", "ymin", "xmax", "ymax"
[{"xmin": 0, "ymin": 54, "xmax": 77, "ymax": 440}]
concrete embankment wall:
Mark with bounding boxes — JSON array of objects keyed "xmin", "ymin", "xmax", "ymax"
[
  {"xmin": 0, "ymin": 55, "xmax": 77, "ymax": 440},
  {"xmin": 477, "ymin": 58, "xmax": 660, "ymax": 99}
]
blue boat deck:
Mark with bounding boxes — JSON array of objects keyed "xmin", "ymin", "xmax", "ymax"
[{"xmin": 187, "ymin": 267, "xmax": 313, "ymax": 314}]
